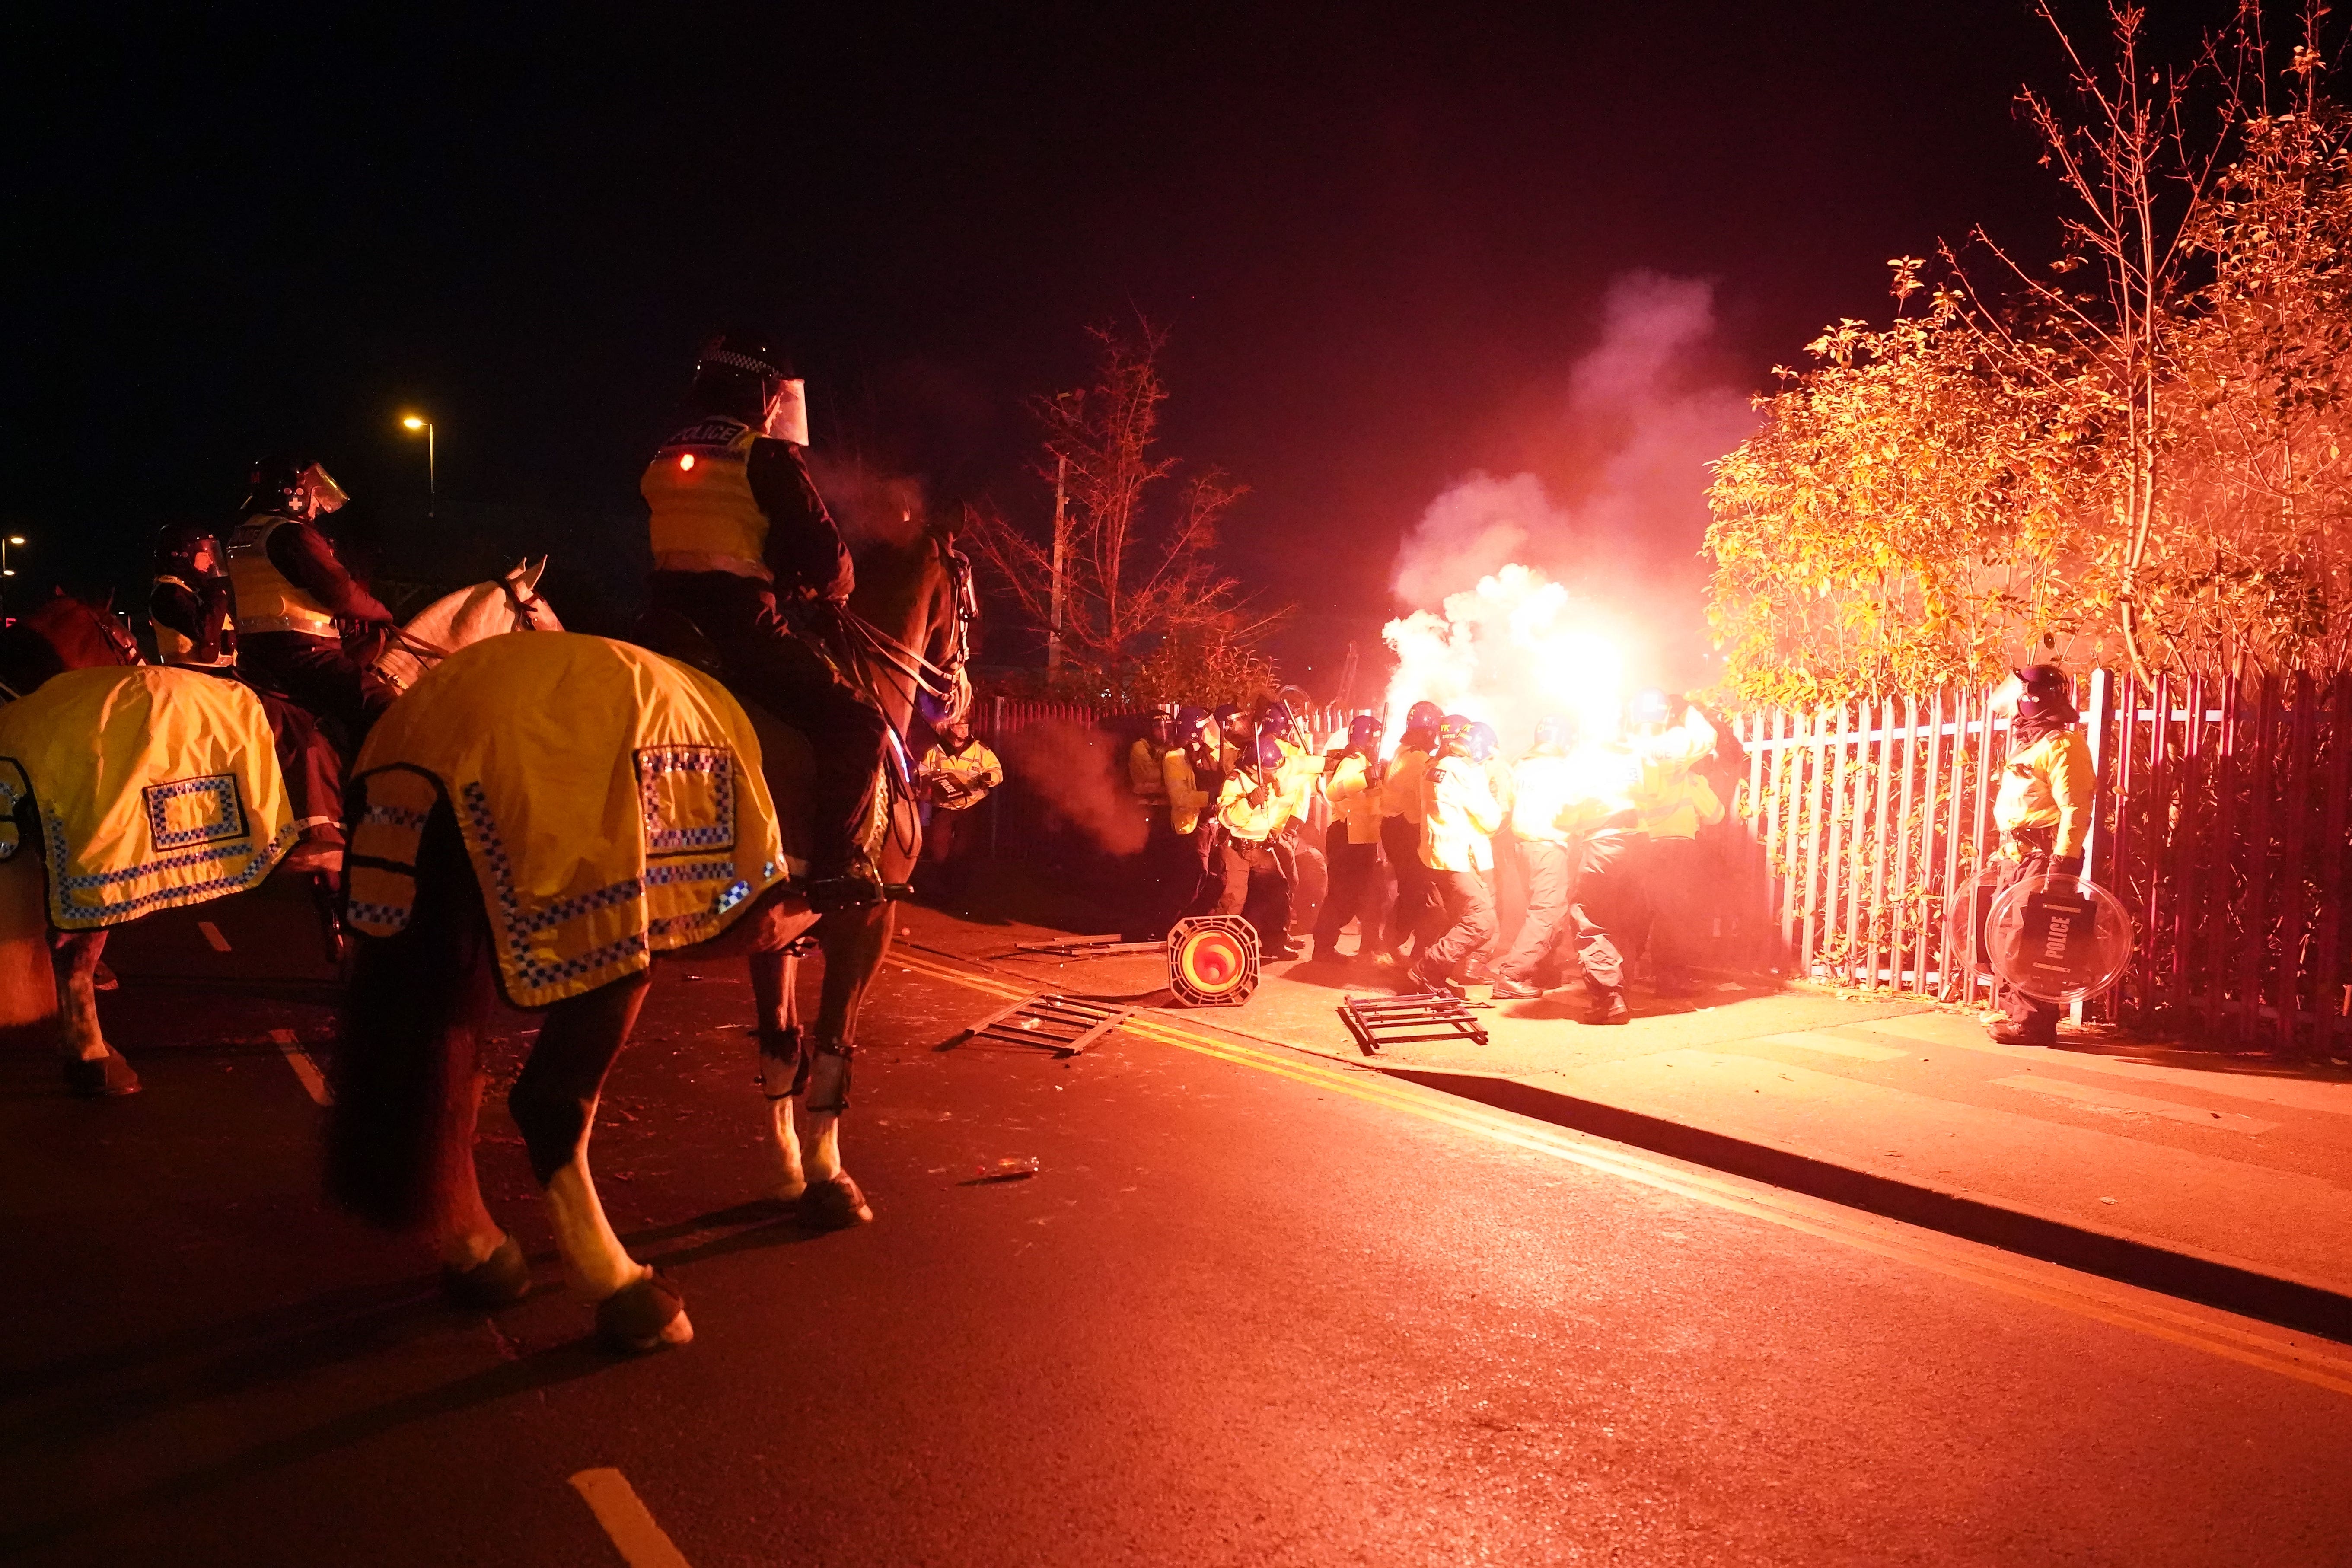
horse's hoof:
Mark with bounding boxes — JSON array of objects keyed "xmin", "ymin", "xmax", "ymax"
[
  {"xmin": 443, "ymin": 1234, "xmax": 531, "ymax": 1309},
  {"xmin": 800, "ymin": 1173, "xmax": 874, "ymax": 1230},
  {"xmin": 63, "ymin": 1051, "xmax": 141, "ymax": 1098},
  {"xmin": 595, "ymin": 1269, "xmax": 692, "ymax": 1355},
  {"xmin": 773, "ymin": 1173, "xmax": 808, "ymax": 1203}
]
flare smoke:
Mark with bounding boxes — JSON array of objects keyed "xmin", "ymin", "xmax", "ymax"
[
  {"xmin": 995, "ymin": 719, "xmax": 1149, "ymax": 856},
  {"xmin": 1381, "ymin": 273, "xmax": 1754, "ymax": 749}
]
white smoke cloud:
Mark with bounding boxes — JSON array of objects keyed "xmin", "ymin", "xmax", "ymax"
[{"xmin": 1382, "ymin": 272, "xmax": 1755, "ymax": 747}]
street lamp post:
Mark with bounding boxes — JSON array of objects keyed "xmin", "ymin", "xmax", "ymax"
[
  {"xmin": 0, "ymin": 534, "xmax": 23, "ymax": 625},
  {"xmin": 401, "ymin": 414, "xmax": 437, "ymax": 520}
]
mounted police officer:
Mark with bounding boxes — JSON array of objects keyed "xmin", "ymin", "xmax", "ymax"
[
  {"xmin": 226, "ymin": 456, "xmax": 397, "ymax": 746},
  {"xmin": 1987, "ymin": 663, "xmax": 2095, "ymax": 1045},
  {"xmin": 641, "ymin": 332, "xmax": 890, "ymax": 910},
  {"xmin": 153, "ymin": 518, "xmax": 345, "ymax": 869}
]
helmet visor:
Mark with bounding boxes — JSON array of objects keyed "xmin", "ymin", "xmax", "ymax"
[
  {"xmin": 297, "ymin": 464, "xmax": 350, "ymax": 517},
  {"xmin": 762, "ymin": 379, "xmax": 809, "ymax": 447}
]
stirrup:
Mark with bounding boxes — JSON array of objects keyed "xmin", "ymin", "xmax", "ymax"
[{"xmin": 804, "ymin": 873, "xmax": 884, "ymax": 914}]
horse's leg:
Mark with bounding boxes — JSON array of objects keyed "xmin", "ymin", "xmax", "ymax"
[
  {"xmin": 507, "ymin": 970, "xmax": 691, "ymax": 1351},
  {"xmin": 801, "ymin": 903, "xmax": 888, "ymax": 1228},
  {"xmin": 750, "ymin": 946, "xmax": 807, "ymax": 1201},
  {"xmin": 54, "ymin": 929, "xmax": 138, "ymax": 1097}
]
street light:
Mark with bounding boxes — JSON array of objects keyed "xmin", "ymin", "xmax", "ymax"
[
  {"xmin": 400, "ymin": 414, "xmax": 436, "ymax": 520},
  {"xmin": 0, "ymin": 534, "xmax": 24, "ymax": 625}
]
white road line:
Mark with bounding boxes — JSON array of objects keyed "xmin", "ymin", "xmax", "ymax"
[
  {"xmin": 268, "ymin": 1026, "xmax": 333, "ymax": 1106},
  {"xmin": 1992, "ymin": 1074, "xmax": 2278, "ymax": 1134},
  {"xmin": 569, "ymin": 1469, "xmax": 692, "ymax": 1568},
  {"xmin": 196, "ymin": 921, "xmax": 231, "ymax": 953}
]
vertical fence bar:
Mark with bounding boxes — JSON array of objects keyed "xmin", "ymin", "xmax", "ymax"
[
  {"xmin": 2140, "ymin": 673, "xmax": 2167, "ymax": 1018},
  {"xmin": 2204, "ymin": 676, "xmax": 2240, "ymax": 1039},
  {"xmin": 2073, "ymin": 669, "xmax": 2114, "ymax": 1026},
  {"xmin": 1745, "ymin": 710, "xmax": 1769, "ymax": 972},
  {"xmin": 1835, "ymin": 700, "xmax": 1860, "ymax": 982},
  {"xmin": 1968, "ymin": 688, "xmax": 2001, "ymax": 1010},
  {"xmin": 1822, "ymin": 702, "xmax": 1850, "ymax": 980},
  {"xmin": 1919, "ymin": 689, "xmax": 1949, "ymax": 997},
  {"xmin": 2320, "ymin": 675, "xmax": 2351, "ymax": 1052},
  {"xmin": 1940, "ymin": 689, "xmax": 1971, "ymax": 1000},
  {"xmin": 1803, "ymin": 705, "xmax": 1833, "ymax": 978},
  {"xmin": 2277, "ymin": 674, "xmax": 2316, "ymax": 1052},
  {"xmin": 2105, "ymin": 671, "xmax": 2138, "ymax": 1018},
  {"xmin": 2170, "ymin": 675, "xmax": 2205, "ymax": 1020},
  {"xmin": 1778, "ymin": 710, "xmax": 1806, "ymax": 970},
  {"xmin": 2240, "ymin": 677, "xmax": 2276, "ymax": 1044},
  {"xmin": 1893, "ymin": 695, "xmax": 1919, "ymax": 993},
  {"xmin": 1865, "ymin": 697, "xmax": 1895, "ymax": 988}
]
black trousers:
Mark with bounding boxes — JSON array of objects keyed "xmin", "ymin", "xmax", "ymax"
[
  {"xmin": 1421, "ymin": 868, "xmax": 1498, "ymax": 977},
  {"xmin": 241, "ymin": 631, "xmax": 397, "ymax": 750},
  {"xmin": 1984, "ymin": 845, "xmax": 2065, "ymax": 1039},
  {"xmin": 1500, "ymin": 838, "xmax": 1574, "ymax": 982},
  {"xmin": 1314, "ymin": 826, "xmax": 1382, "ymax": 953},
  {"xmin": 254, "ymin": 686, "xmax": 344, "ymax": 837},
  {"xmin": 1212, "ymin": 836, "xmax": 1288, "ymax": 948},
  {"xmin": 649, "ymin": 572, "xmax": 890, "ymax": 878},
  {"xmin": 1570, "ymin": 829, "xmax": 1650, "ymax": 1000},
  {"xmin": 1380, "ymin": 814, "xmax": 1435, "ymax": 956}
]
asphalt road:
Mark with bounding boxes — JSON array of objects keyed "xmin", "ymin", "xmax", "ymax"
[{"xmin": 4, "ymin": 883, "xmax": 2351, "ymax": 1566}]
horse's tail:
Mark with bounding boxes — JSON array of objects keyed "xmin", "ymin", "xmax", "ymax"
[{"xmin": 325, "ymin": 804, "xmax": 493, "ymax": 1233}]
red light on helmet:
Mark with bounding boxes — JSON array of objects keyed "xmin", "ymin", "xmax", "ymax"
[{"xmin": 679, "ymin": 453, "xmax": 696, "ymax": 471}]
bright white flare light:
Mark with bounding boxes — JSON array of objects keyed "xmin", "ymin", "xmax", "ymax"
[{"xmin": 1381, "ymin": 563, "xmax": 1628, "ymax": 755}]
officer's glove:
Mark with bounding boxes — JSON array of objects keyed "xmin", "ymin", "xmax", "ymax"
[
  {"xmin": 1247, "ymin": 785, "xmax": 1270, "ymax": 808},
  {"xmin": 2050, "ymin": 854, "xmax": 2085, "ymax": 880}
]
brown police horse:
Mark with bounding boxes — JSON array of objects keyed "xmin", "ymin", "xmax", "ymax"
[{"xmin": 325, "ymin": 521, "xmax": 972, "ymax": 1352}]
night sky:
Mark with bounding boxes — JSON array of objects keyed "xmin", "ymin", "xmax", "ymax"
[{"xmin": 7, "ymin": 2, "xmax": 2212, "ymax": 681}]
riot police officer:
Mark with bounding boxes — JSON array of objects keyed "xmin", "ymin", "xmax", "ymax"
[
  {"xmin": 227, "ymin": 456, "xmax": 397, "ymax": 745},
  {"xmin": 641, "ymin": 332, "xmax": 890, "ymax": 909},
  {"xmin": 1987, "ymin": 663, "xmax": 2095, "ymax": 1045}
]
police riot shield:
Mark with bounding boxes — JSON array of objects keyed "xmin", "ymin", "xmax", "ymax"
[
  {"xmin": 1982, "ymin": 872, "xmax": 2133, "ymax": 1004},
  {"xmin": 1941, "ymin": 863, "xmax": 2008, "ymax": 980}
]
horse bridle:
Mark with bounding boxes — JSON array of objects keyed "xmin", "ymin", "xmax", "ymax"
[{"xmin": 375, "ymin": 575, "xmax": 551, "ymax": 693}]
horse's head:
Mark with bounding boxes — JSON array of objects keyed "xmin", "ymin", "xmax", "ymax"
[
  {"xmin": 0, "ymin": 589, "xmax": 140, "ymax": 698},
  {"xmin": 843, "ymin": 519, "xmax": 975, "ymax": 743},
  {"xmin": 372, "ymin": 559, "xmax": 562, "ymax": 695}
]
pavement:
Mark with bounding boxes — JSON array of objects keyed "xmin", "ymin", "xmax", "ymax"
[
  {"xmin": 6, "ymin": 877, "xmax": 2352, "ymax": 1564},
  {"xmin": 900, "ymin": 900, "xmax": 2352, "ymax": 1340}
]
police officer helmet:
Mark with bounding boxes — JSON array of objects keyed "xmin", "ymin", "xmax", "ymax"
[
  {"xmin": 1627, "ymin": 689, "xmax": 1674, "ymax": 731},
  {"xmin": 1435, "ymin": 714, "xmax": 1476, "ymax": 756},
  {"xmin": 1146, "ymin": 706, "xmax": 1176, "ymax": 743},
  {"xmin": 1258, "ymin": 699, "xmax": 1294, "ymax": 732},
  {"xmin": 1466, "ymin": 721, "xmax": 1498, "ymax": 763},
  {"xmin": 1533, "ymin": 714, "xmax": 1576, "ymax": 751},
  {"xmin": 1230, "ymin": 738, "xmax": 1263, "ymax": 773},
  {"xmin": 1346, "ymin": 712, "xmax": 1383, "ymax": 749},
  {"xmin": 1405, "ymin": 699, "xmax": 1443, "ymax": 732},
  {"xmin": 1175, "ymin": 705, "xmax": 1211, "ymax": 739},
  {"xmin": 692, "ymin": 331, "xmax": 797, "ymax": 422},
  {"xmin": 153, "ymin": 519, "xmax": 223, "ymax": 578},
  {"xmin": 244, "ymin": 455, "xmax": 349, "ymax": 522},
  {"xmin": 2016, "ymin": 663, "xmax": 2071, "ymax": 703}
]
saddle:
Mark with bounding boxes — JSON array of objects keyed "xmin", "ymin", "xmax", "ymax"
[{"xmin": 631, "ymin": 609, "xmax": 912, "ymax": 902}]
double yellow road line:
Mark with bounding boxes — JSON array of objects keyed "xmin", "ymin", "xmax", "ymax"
[{"xmin": 886, "ymin": 947, "xmax": 2352, "ymax": 1399}]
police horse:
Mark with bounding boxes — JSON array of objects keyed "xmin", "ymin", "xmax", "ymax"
[
  {"xmin": 325, "ymin": 521, "xmax": 972, "ymax": 1352},
  {"xmin": 0, "ymin": 563, "xmax": 558, "ymax": 1096}
]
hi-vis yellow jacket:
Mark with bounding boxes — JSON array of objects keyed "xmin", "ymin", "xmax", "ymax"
[
  {"xmin": 1633, "ymin": 709, "xmax": 1722, "ymax": 841},
  {"xmin": 347, "ymin": 633, "xmax": 787, "ymax": 1009},
  {"xmin": 1509, "ymin": 753, "xmax": 1576, "ymax": 845},
  {"xmin": 1128, "ymin": 737, "xmax": 1169, "ymax": 802},
  {"xmin": 641, "ymin": 417, "xmax": 771, "ymax": 579},
  {"xmin": 1324, "ymin": 752, "xmax": 1382, "ymax": 845},
  {"xmin": 915, "ymin": 739, "xmax": 1003, "ymax": 811},
  {"xmin": 1420, "ymin": 755, "xmax": 1503, "ymax": 873},
  {"xmin": 1216, "ymin": 769, "xmax": 1284, "ymax": 843},
  {"xmin": 1995, "ymin": 729, "xmax": 2095, "ymax": 856},
  {"xmin": 226, "ymin": 516, "xmax": 338, "ymax": 637},
  {"xmin": 1264, "ymin": 735, "xmax": 1319, "ymax": 833},
  {"xmin": 1380, "ymin": 744, "xmax": 1433, "ymax": 826},
  {"xmin": 1559, "ymin": 742, "xmax": 1645, "ymax": 838},
  {"xmin": 1163, "ymin": 747, "xmax": 1213, "ymax": 834}
]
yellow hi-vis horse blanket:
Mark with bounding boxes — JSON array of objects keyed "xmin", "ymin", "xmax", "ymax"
[
  {"xmin": 346, "ymin": 632, "xmax": 787, "ymax": 1009},
  {"xmin": 0, "ymin": 666, "xmax": 293, "ymax": 929}
]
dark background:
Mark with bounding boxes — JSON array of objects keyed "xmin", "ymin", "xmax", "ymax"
[{"xmin": 3, "ymin": 2, "xmax": 2249, "ymax": 681}]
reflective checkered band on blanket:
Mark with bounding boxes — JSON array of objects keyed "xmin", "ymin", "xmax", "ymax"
[{"xmin": 345, "ymin": 767, "xmax": 443, "ymax": 939}]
